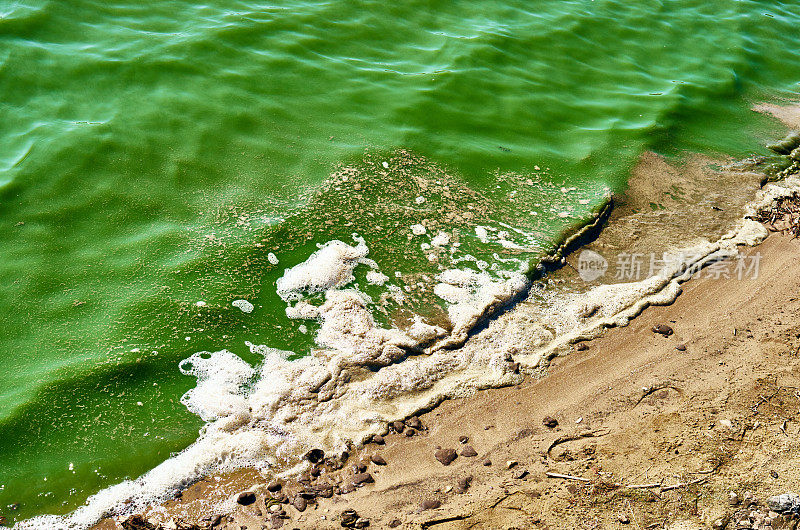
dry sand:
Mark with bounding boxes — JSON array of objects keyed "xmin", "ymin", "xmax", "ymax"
[{"xmin": 106, "ymin": 229, "xmax": 800, "ymax": 530}]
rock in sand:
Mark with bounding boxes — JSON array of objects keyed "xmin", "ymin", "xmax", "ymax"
[{"xmin": 435, "ymin": 448, "xmax": 457, "ymax": 465}]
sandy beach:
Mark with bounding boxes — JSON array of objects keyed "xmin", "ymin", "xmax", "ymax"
[{"xmin": 101, "ymin": 204, "xmax": 800, "ymax": 530}]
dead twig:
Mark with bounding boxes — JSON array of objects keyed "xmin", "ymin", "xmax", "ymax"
[
  {"xmin": 545, "ymin": 472, "xmax": 592, "ymax": 482},
  {"xmin": 660, "ymin": 477, "xmax": 706, "ymax": 492},
  {"xmin": 546, "ymin": 429, "xmax": 609, "ymax": 457}
]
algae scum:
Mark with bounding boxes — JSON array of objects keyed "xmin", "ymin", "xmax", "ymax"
[{"xmin": 1, "ymin": 0, "xmax": 799, "ymax": 523}]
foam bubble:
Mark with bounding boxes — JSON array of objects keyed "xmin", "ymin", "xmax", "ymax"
[
  {"xmin": 232, "ymin": 299, "xmax": 254, "ymax": 313},
  {"xmin": 276, "ymin": 238, "xmax": 369, "ymax": 302}
]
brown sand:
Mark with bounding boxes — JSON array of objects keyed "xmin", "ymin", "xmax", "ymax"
[{"xmin": 106, "ymin": 231, "xmax": 800, "ymax": 530}]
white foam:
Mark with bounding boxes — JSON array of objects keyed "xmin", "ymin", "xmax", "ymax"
[
  {"xmin": 232, "ymin": 299, "xmax": 254, "ymax": 313},
  {"xmin": 410, "ymin": 224, "xmax": 427, "ymax": 236},
  {"xmin": 431, "ymin": 231, "xmax": 450, "ymax": 247},
  {"xmin": 365, "ymin": 270, "xmax": 389, "ymax": 285},
  {"xmin": 276, "ymin": 238, "xmax": 369, "ymax": 302}
]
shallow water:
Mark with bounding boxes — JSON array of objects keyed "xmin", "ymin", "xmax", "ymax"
[{"xmin": 1, "ymin": 0, "xmax": 799, "ymax": 523}]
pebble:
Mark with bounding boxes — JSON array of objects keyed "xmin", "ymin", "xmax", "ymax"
[
  {"xmin": 405, "ymin": 428, "xmax": 416, "ymax": 437},
  {"xmin": 351, "ymin": 473, "xmax": 374, "ymax": 486},
  {"xmin": 460, "ymin": 445, "xmax": 478, "ymax": 457},
  {"xmin": 406, "ymin": 416, "xmax": 423, "ymax": 430},
  {"xmin": 293, "ymin": 496, "xmax": 307, "ymax": 512},
  {"xmin": 576, "ymin": 343, "xmax": 589, "ymax": 351},
  {"xmin": 267, "ymin": 481, "xmax": 282, "ymax": 492},
  {"xmin": 652, "ymin": 324, "xmax": 674, "ymax": 336},
  {"xmin": 506, "ymin": 460, "xmax": 518, "ymax": 469},
  {"xmin": 459, "ymin": 436, "xmax": 469, "ymax": 444},
  {"xmin": 341, "ymin": 509, "xmax": 359, "ymax": 527},
  {"xmin": 435, "ymin": 448, "xmax": 458, "ymax": 466},
  {"xmin": 512, "ymin": 468, "xmax": 529, "ymax": 480},
  {"xmin": 388, "ymin": 519, "xmax": 402, "ymax": 528},
  {"xmin": 729, "ymin": 491, "xmax": 740, "ymax": 505},
  {"xmin": 618, "ymin": 513, "xmax": 630, "ymax": 524},
  {"xmin": 371, "ymin": 434, "xmax": 385, "ymax": 445},
  {"xmin": 456, "ymin": 475, "xmax": 473, "ymax": 494},
  {"xmin": 236, "ymin": 491, "xmax": 256, "ymax": 506},
  {"xmin": 338, "ymin": 483, "xmax": 355, "ymax": 495},
  {"xmin": 353, "ymin": 463, "xmax": 367, "ymax": 473},
  {"xmin": 767, "ymin": 492, "xmax": 800, "ymax": 513},
  {"xmin": 542, "ymin": 416, "xmax": 558, "ymax": 428},
  {"xmin": 392, "ymin": 421, "xmax": 405, "ymax": 433},
  {"xmin": 676, "ymin": 344, "xmax": 687, "ymax": 351},
  {"xmin": 370, "ymin": 454, "xmax": 387, "ymax": 466},
  {"xmin": 483, "ymin": 459, "xmax": 492, "ymax": 466},
  {"xmin": 420, "ymin": 499, "xmax": 441, "ymax": 511},
  {"xmin": 305, "ymin": 448, "xmax": 325, "ymax": 464}
]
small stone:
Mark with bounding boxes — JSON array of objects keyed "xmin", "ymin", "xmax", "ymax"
[
  {"xmin": 351, "ymin": 473, "xmax": 374, "ymax": 486},
  {"xmin": 269, "ymin": 504, "xmax": 282, "ymax": 513},
  {"xmin": 506, "ymin": 460, "xmax": 518, "ymax": 469},
  {"xmin": 576, "ymin": 343, "xmax": 589, "ymax": 351},
  {"xmin": 305, "ymin": 448, "xmax": 325, "ymax": 464},
  {"xmin": 618, "ymin": 513, "xmax": 630, "ymax": 524},
  {"xmin": 388, "ymin": 520, "xmax": 402, "ymax": 528},
  {"xmin": 435, "ymin": 448, "xmax": 458, "ymax": 466},
  {"xmin": 767, "ymin": 492, "xmax": 800, "ymax": 513},
  {"xmin": 512, "ymin": 468, "xmax": 529, "ymax": 480},
  {"xmin": 676, "ymin": 344, "xmax": 687, "ymax": 351},
  {"xmin": 370, "ymin": 454, "xmax": 387, "ymax": 466},
  {"xmin": 269, "ymin": 517, "xmax": 284, "ymax": 529},
  {"xmin": 338, "ymin": 483, "xmax": 355, "ymax": 495},
  {"xmin": 237, "ymin": 491, "xmax": 256, "ymax": 506},
  {"xmin": 267, "ymin": 481, "xmax": 282, "ymax": 493},
  {"xmin": 542, "ymin": 416, "xmax": 558, "ymax": 428},
  {"xmin": 405, "ymin": 428, "xmax": 416, "ymax": 437},
  {"xmin": 459, "ymin": 436, "xmax": 469, "ymax": 444},
  {"xmin": 406, "ymin": 416, "xmax": 422, "ymax": 429},
  {"xmin": 729, "ymin": 492, "xmax": 740, "ymax": 506},
  {"xmin": 483, "ymin": 459, "xmax": 492, "ymax": 466},
  {"xmin": 341, "ymin": 509, "xmax": 359, "ymax": 527},
  {"xmin": 354, "ymin": 518, "xmax": 370, "ymax": 529},
  {"xmin": 392, "ymin": 421, "xmax": 405, "ymax": 433},
  {"xmin": 770, "ymin": 470, "xmax": 779, "ymax": 479},
  {"xmin": 456, "ymin": 476, "xmax": 473, "ymax": 494},
  {"xmin": 371, "ymin": 434, "xmax": 385, "ymax": 445},
  {"xmin": 293, "ymin": 496, "xmax": 307, "ymax": 512},
  {"xmin": 652, "ymin": 324, "xmax": 673, "ymax": 336},
  {"xmin": 420, "ymin": 499, "xmax": 441, "ymax": 511},
  {"xmin": 460, "ymin": 445, "xmax": 478, "ymax": 457},
  {"xmin": 315, "ymin": 484, "xmax": 334, "ymax": 498}
]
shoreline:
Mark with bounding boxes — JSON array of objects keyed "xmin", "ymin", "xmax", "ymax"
[
  {"xmin": 105, "ymin": 229, "xmax": 800, "ymax": 530},
  {"xmin": 92, "ymin": 178, "xmax": 800, "ymax": 530},
  {"xmin": 32, "ymin": 107, "xmax": 800, "ymax": 530}
]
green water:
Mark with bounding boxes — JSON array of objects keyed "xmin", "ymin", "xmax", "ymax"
[{"xmin": 1, "ymin": 0, "xmax": 798, "ymax": 522}]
